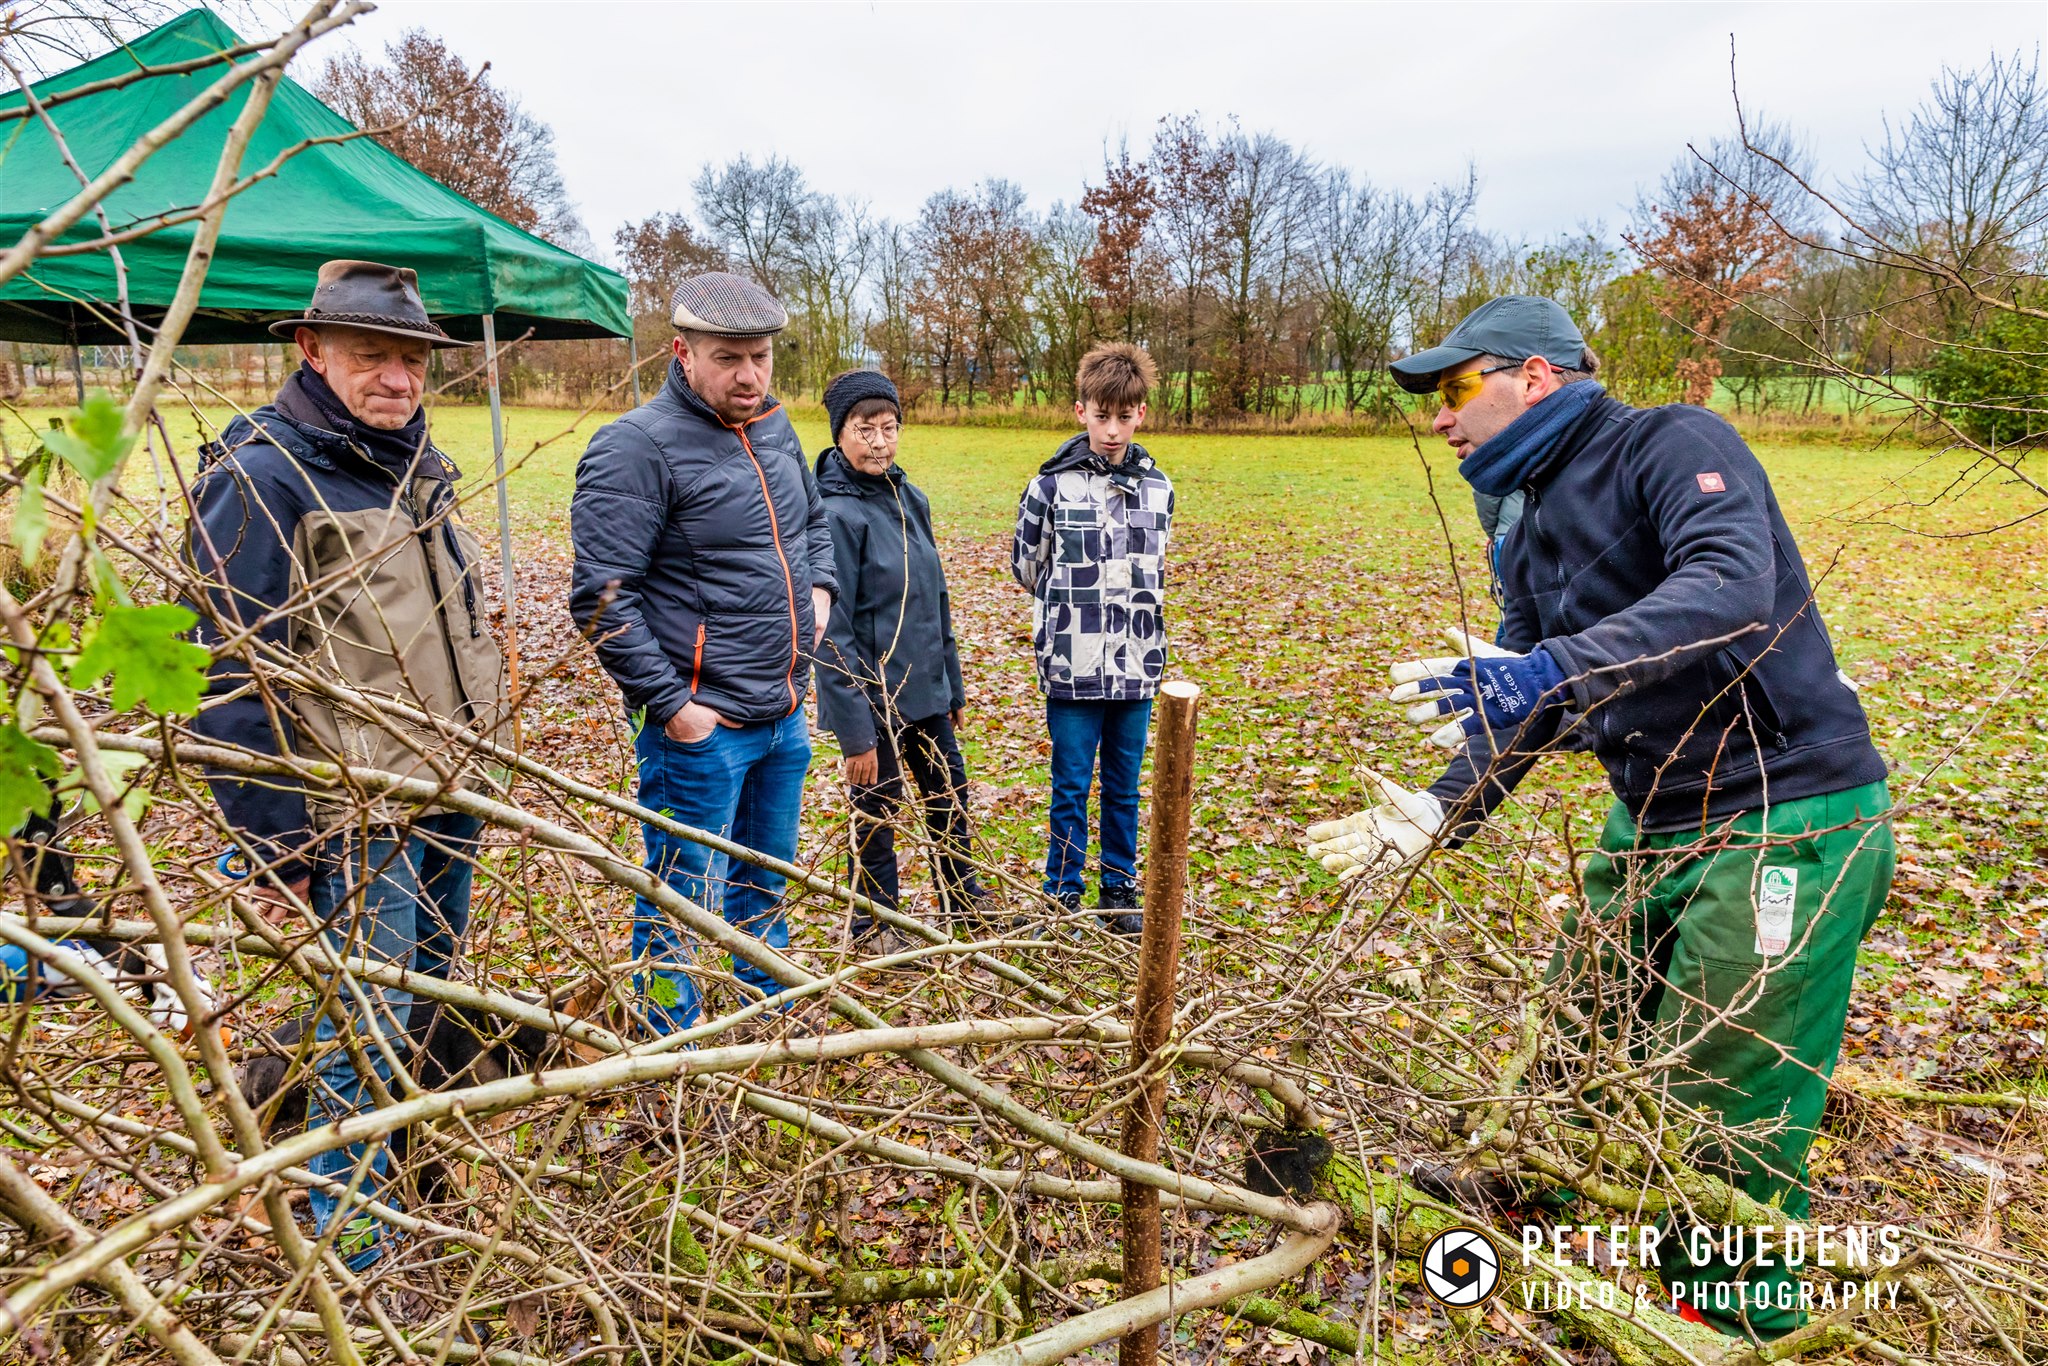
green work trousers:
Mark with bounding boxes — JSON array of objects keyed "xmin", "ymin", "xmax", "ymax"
[{"xmin": 1554, "ymin": 780, "xmax": 1895, "ymax": 1341}]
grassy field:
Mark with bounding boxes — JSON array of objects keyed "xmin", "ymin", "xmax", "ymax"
[
  {"xmin": 97, "ymin": 398, "xmax": 2045, "ymax": 1015},
  {"xmin": 17, "ymin": 394, "xmax": 2047, "ymax": 1060},
  {"xmin": 11, "ymin": 393, "xmax": 2046, "ymax": 1348}
]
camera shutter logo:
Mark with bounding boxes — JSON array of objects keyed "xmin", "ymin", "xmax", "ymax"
[{"xmin": 1421, "ymin": 1226, "xmax": 1504, "ymax": 1307}]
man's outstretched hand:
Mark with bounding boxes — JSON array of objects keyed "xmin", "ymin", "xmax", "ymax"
[
  {"xmin": 1304, "ymin": 772, "xmax": 1445, "ymax": 882},
  {"xmin": 1389, "ymin": 634, "xmax": 1566, "ymax": 748}
]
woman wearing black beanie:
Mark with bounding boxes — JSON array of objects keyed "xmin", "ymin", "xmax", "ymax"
[{"xmin": 813, "ymin": 370, "xmax": 998, "ymax": 944}]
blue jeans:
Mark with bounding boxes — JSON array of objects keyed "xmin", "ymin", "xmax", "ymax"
[
  {"xmin": 304, "ymin": 811, "xmax": 480, "ymax": 1270},
  {"xmin": 1044, "ymin": 698, "xmax": 1153, "ymax": 899},
  {"xmin": 633, "ymin": 708, "xmax": 809, "ymax": 1033}
]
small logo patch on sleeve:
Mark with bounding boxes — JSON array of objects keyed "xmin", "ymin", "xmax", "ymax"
[{"xmin": 1696, "ymin": 472, "xmax": 1726, "ymax": 493}]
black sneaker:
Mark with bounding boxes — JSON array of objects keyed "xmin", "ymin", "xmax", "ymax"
[{"xmin": 1097, "ymin": 882, "xmax": 1143, "ymax": 938}]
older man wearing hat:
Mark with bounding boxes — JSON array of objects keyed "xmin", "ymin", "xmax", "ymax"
[
  {"xmin": 1303, "ymin": 295, "xmax": 1894, "ymax": 1341},
  {"xmin": 570, "ymin": 272, "xmax": 836, "ymax": 1034},
  {"xmin": 185, "ymin": 260, "xmax": 505, "ymax": 1266}
]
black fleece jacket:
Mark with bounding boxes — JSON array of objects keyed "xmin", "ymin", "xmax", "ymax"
[{"xmin": 1431, "ymin": 394, "xmax": 1888, "ymax": 834}]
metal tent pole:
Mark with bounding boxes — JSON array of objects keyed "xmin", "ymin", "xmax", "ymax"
[
  {"xmin": 628, "ymin": 329, "xmax": 642, "ymax": 407},
  {"xmin": 67, "ymin": 316, "xmax": 87, "ymax": 404},
  {"xmin": 482, "ymin": 313, "xmax": 521, "ymax": 741}
]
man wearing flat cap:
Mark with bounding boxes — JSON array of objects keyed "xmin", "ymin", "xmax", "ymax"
[
  {"xmin": 570, "ymin": 271, "xmax": 836, "ymax": 1034},
  {"xmin": 184, "ymin": 260, "xmax": 505, "ymax": 1266},
  {"xmin": 1303, "ymin": 295, "xmax": 1894, "ymax": 1341}
]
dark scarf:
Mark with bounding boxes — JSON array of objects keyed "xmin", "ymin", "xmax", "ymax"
[
  {"xmin": 281, "ymin": 362, "xmax": 431, "ymax": 477},
  {"xmin": 1458, "ymin": 381, "xmax": 1605, "ymax": 497},
  {"xmin": 1041, "ymin": 432, "xmax": 1155, "ymax": 493},
  {"xmin": 815, "ymin": 446, "xmax": 905, "ymax": 495}
]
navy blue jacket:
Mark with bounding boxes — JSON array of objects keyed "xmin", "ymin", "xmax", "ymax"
[
  {"xmin": 569, "ymin": 360, "xmax": 837, "ymax": 727},
  {"xmin": 813, "ymin": 448, "xmax": 964, "ymax": 753},
  {"xmin": 1431, "ymin": 393, "xmax": 1887, "ymax": 834},
  {"xmin": 185, "ymin": 375, "xmax": 504, "ymax": 881}
]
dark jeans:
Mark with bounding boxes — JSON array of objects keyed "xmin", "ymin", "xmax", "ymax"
[
  {"xmin": 304, "ymin": 811, "xmax": 481, "ymax": 1270},
  {"xmin": 849, "ymin": 712, "xmax": 986, "ymax": 928},
  {"xmin": 633, "ymin": 708, "xmax": 809, "ymax": 1034},
  {"xmin": 1043, "ymin": 697, "xmax": 1153, "ymax": 899}
]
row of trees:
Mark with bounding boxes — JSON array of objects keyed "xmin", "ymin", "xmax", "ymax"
[{"xmin": 305, "ymin": 32, "xmax": 2048, "ymax": 433}]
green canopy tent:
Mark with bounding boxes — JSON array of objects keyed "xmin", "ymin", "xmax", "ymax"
[{"xmin": 0, "ymin": 8, "xmax": 637, "ymax": 666}]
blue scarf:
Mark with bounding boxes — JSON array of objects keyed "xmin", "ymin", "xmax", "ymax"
[{"xmin": 1458, "ymin": 382, "xmax": 1605, "ymax": 497}]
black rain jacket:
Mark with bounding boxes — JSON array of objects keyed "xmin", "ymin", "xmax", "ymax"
[
  {"xmin": 569, "ymin": 360, "xmax": 837, "ymax": 727},
  {"xmin": 1431, "ymin": 392, "xmax": 1888, "ymax": 834},
  {"xmin": 812, "ymin": 448, "xmax": 964, "ymax": 753}
]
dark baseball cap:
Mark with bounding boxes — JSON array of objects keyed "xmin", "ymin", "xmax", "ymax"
[{"xmin": 1390, "ymin": 295, "xmax": 1588, "ymax": 394}]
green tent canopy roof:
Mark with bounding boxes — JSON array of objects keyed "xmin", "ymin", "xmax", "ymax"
[{"xmin": 0, "ymin": 8, "xmax": 630, "ymax": 345}]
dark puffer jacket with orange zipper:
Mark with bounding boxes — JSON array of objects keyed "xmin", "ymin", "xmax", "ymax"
[{"xmin": 570, "ymin": 359, "xmax": 837, "ymax": 728}]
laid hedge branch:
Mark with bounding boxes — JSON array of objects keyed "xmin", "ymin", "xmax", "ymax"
[{"xmin": 958, "ymin": 1211, "xmax": 1341, "ymax": 1366}]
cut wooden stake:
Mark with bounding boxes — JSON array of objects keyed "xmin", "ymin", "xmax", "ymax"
[{"xmin": 1120, "ymin": 679, "xmax": 1200, "ymax": 1366}]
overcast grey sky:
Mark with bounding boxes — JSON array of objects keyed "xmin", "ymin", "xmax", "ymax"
[{"xmin": 346, "ymin": 2, "xmax": 2044, "ymax": 261}]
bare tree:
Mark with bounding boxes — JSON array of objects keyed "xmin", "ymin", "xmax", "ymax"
[
  {"xmin": 785, "ymin": 194, "xmax": 877, "ymax": 394},
  {"xmin": 974, "ymin": 179, "xmax": 1041, "ymax": 406},
  {"xmin": 0, "ymin": 0, "xmax": 191, "ymax": 78},
  {"xmin": 1856, "ymin": 48, "xmax": 2048, "ymax": 329},
  {"xmin": 1311, "ymin": 169, "xmax": 1417, "ymax": 416},
  {"xmin": 692, "ymin": 153, "xmax": 812, "ymax": 294},
  {"xmin": 866, "ymin": 218, "xmax": 919, "ymax": 388},
  {"xmin": 1036, "ymin": 203, "xmax": 1102, "ymax": 405},
  {"xmin": 613, "ymin": 211, "xmax": 727, "ymax": 318},
  {"xmin": 911, "ymin": 188, "xmax": 977, "ymax": 407},
  {"xmin": 314, "ymin": 29, "xmax": 587, "ymax": 247},
  {"xmin": 1206, "ymin": 127, "xmax": 1314, "ymax": 416},
  {"xmin": 1411, "ymin": 166, "xmax": 1479, "ymax": 347},
  {"xmin": 1147, "ymin": 115, "xmax": 1231, "ymax": 422}
]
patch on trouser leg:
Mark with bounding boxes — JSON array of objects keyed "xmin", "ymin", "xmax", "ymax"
[{"xmin": 1754, "ymin": 865, "xmax": 1797, "ymax": 956}]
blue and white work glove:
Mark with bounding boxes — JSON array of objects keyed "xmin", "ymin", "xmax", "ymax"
[{"xmin": 1388, "ymin": 630, "xmax": 1568, "ymax": 749}]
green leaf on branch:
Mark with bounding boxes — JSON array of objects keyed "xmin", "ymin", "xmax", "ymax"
[
  {"xmin": 88, "ymin": 548, "xmax": 130, "ymax": 608},
  {"xmin": 73, "ymin": 604, "xmax": 210, "ymax": 715},
  {"xmin": 0, "ymin": 724, "xmax": 62, "ymax": 835},
  {"xmin": 55, "ymin": 749, "xmax": 152, "ymax": 823},
  {"xmin": 9, "ymin": 472, "xmax": 47, "ymax": 563},
  {"xmin": 646, "ymin": 974, "xmax": 681, "ymax": 1009},
  {"xmin": 40, "ymin": 396, "xmax": 135, "ymax": 484}
]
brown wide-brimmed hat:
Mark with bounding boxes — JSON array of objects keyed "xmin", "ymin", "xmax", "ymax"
[{"xmin": 268, "ymin": 259, "xmax": 470, "ymax": 348}]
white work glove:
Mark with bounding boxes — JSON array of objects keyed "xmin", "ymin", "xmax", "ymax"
[
  {"xmin": 1387, "ymin": 625, "xmax": 1523, "ymax": 749},
  {"xmin": 1304, "ymin": 771, "xmax": 1446, "ymax": 882}
]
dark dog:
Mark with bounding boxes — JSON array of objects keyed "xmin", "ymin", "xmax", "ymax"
[{"xmin": 237, "ymin": 993, "xmax": 563, "ymax": 1204}]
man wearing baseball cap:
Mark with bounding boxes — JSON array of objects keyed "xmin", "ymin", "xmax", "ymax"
[
  {"xmin": 1305, "ymin": 296, "xmax": 1895, "ymax": 1341},
  {"xmin": 569, "ymin": 272, "xmax": 836, "ymax": 1034}
]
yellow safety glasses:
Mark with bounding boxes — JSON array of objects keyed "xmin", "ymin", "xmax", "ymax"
[{"xmin": 1436, "ymin": 362, "xmax": 1518, "ymax": 411}]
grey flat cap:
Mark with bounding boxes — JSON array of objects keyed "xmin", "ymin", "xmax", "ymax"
[
  {"xmin": 268, "ymin": 259, "xmax": 468, "ymax": 348},
  {"xmin": 670, "ymin": 271, "xmax": 788, "ymax": 336}
]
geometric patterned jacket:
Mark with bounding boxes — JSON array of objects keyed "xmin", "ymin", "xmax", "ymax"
[{"xmin": 1010, "ymin": 433, "xmax": 1175, "ymax": 701}]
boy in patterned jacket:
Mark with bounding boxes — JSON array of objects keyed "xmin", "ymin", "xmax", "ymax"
[{"xmin": 1011, "ymin": 343, "xmax": 1174, "ymax": 936}]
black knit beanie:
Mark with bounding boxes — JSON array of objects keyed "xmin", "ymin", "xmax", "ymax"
[{"xmin": 824, "ymin": 369, "xmax": 901, "ymax": 443}]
